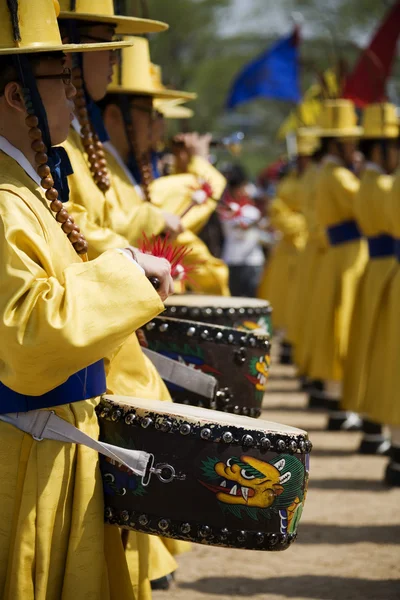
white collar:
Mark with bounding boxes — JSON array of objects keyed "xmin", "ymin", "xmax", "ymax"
[
  {"xmin": 72, "ymin": 117, "xmax": 81, "ymax": 134},
  {"xmin": 364, "ymin": 161, "xmax": 385, "ymax": 175},
  {"xmin": 0, "ymin": 136, "xmax": 41, "ymax": 186},
  {"xmin": 323, "ymin": 154, "xmax": 343, "ymax": 167},
  {"xmin": 103, "ymin": 141, "xmax": 144, "ymax": 198}
]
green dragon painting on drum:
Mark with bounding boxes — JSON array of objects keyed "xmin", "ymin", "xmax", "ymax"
[{"xmin": 199, "ymin": 454, "xmax": 307, "ymax": 535}]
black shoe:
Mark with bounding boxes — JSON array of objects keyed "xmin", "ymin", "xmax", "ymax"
[
  {"xmin": 151, "ymin": 574, "xmax": 174, "ymax": 591},
  {"xmin": 279, "ymin": 341, "xmax": 293, "ymax": 365},
  {"xmin": 358, "ymin": 437, "xmax": 391, "ymax": 455},
  {"xmin": 327, "ymin": 411, "xmax": 363, "ymax": 431},
  {"xmin": 384, "ymin": 462, "xmax": 400, "ymax": 487}
]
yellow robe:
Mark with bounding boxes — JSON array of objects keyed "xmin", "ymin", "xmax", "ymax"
[
  {"xmin": 342, "ymin": 167, "xmax": 395, "ymax": 414},
  {"xmin": 102, "ymin": 144, "xmax": 230, "ymax": 296},
  {"xmin": 258, "ymin": 172, "xmax": 307, "ymax": 331},
  {"xmin": 151, "ymin": 154, "xmax": 226, "ymax": 235},
  {"xmin": 363, "ymin": 169, "xmax": 400, "ymax": 426},
  {"xmin": 305, "ymin": 160, "xmax": 368, "ymax": 382},
  {"xmin": 64, "ymin": 128, "xmax": 189, "ymax": 594},
  {"xmin": 0, "ymin": 152, "xmax": 165, "ymax": 600},
  {"xmin": 287, "ymin": 163, "xmax": 329, "ymax": 373}
]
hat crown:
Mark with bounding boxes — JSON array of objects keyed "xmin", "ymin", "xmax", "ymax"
[
  {"xmin": 58, "ymin": 0, "xmax": 114, "ymax": 17},
  {"xmin": 0, "ymin": 0, "xmax": 63, "ymax": 52},
  {"xmin": 320, "ymin": 100, "xmax": 358, "ymax": 132},
  {"xmin": 296, "ymin": 132, "xmax": 320, "ymax": 156},
  {"xmin": 362, "ymin": 103, "xmax": 399, "ymax": 139},
  {"xmin": 150, "ymin": 63, "xmax": 164, "ymax": 90},
  {"xmin": 111, "ymin": 36, "xmax": 155, "ymax": 93}
]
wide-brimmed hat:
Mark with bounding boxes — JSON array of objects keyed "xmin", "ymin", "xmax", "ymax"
[
  {"xmin": 0, "ymin": 0, "xmax": 132, "ymax": 55},
  {"xmin": 296, "ymin": 128, "xmax": 320, "ymax": 156},
  {"xmin": 362, "ymin": 103, "xmax": 399, "ymax": 139},
  {"xmin": 155, "ymin": 99, "xmax": 194, "ymax": 119},
  {"xmin": 58, "ymin": 0, "xmax": 168, "ymax": 34},
  {"xmin": 313, "ymin": 99, "xmax": 363, "ymax": 138},
  {"xmin": 108, "ymin": 37, "xmax": 197, "ymax": 100}
]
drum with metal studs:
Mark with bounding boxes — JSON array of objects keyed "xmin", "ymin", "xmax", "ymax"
[
  {"xmin": 143, "ymin": 316, "xmax": 271, "ymax": 417},
  {"xmin": 97, "ymin": 396, "xmax": 311, "ymax": 551},
  {"xmin": 164, "ymin": 295, "xmax": 272, "ymax": 335}
]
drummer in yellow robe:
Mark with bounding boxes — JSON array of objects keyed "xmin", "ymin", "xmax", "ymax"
[
  {"xmin": 0, "ymin": 1, "xmax": 176, "ymax": 597},
  {"xmin": 341, "ymin": 103, "xmax": 398, "ymax": 455},
  {"xmin": 361, "ymin": 161, "xmax": 400, "ymax": 485},
  {"xmin": 257, "ymin": 141, "xmax": 308, "ymax": 360},
  {"xmin": 304, "ymin": 99, "xmax": 367, "ymax": 431},
  {"xmin": 57, "ymin": 1, "xmax": 187, "ymax": 595},
  {"xmin": 100, "ymin": 38, "xmax": 229, "ymax": 295},
  {"xmin": 285, "ymin": 131, "xmax": 323, "ymax": 369}
]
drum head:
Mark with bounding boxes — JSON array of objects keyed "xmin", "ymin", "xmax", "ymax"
[
  {"xmin": 165, "ymin": 295, "xmax": 271, "ymax": 309},
  {"xmin": 103, "ymin": 396, "xmax": 305, "ymax": 436}
]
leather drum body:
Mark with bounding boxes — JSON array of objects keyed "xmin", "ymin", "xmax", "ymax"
[
  {"xmin": 97, "ymin": 397, "xmax": 311, "ymax": 551},
  {"xmin": 143, "ymin": 316, "xmax": 271, "ymax": 417},
  {"xmin": 164, "ymin": 295, "xmax": 273, "ymax": 336}
]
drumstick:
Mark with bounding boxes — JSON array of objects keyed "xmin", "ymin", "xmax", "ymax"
[{"xmin": 179, "ymin": 201, "xmax": 197, "ymax": 219}]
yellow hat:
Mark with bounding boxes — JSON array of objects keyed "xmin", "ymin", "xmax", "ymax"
[
  {"xmin": 362, "ymin": 103, "xmax": 399, "ymax": 139},
  {"xmin": 296, "ymin": 129, "xmax": 320, "ymax": 156},
  {"xmin": 58, "ymin": 0, "xmax": 168, "ymax": 34},
  {"xmin": 108, "ymin": 37, "xmax": 197, "ymax": 100},
  {"xmin": 314, "ymin": 99, "xmax": 363, "ymax": 138},
  {"xmin": 0, "ymin": 0, "xmax": 132, "ymax": 55},
  {"xmin": 155, "ymin": 99, "xmax": 194, "ymax": 120},
  {"xmin": 150, "ymin": 63, "xmax": 197, "ymax": 102}
]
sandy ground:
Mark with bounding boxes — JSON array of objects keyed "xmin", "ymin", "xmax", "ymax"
[{"xmin": 153, "ymin": 362, "xmax": 400, "ymax": 600}]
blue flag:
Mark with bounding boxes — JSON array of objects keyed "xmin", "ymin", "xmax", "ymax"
[{"xmin": 226, "ymin": 31, "xmax": 301, "ymax": 109}]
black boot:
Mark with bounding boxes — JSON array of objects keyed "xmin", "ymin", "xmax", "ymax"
[
  {"xmin": 279, "ymin": 341, "xmax": 293, "ymax": 365},
  {"xmin": 358, "ymin": 420, "xmax": 391, "ymax": 455},
  {"xmin": 327, "ymin": 401, "xmax": 362, "ymax": 431},
  {"xmin": 307, "ymin": 380, "xmax": 327, "ymax": 410},
  {"xmin": 384, "ymin": 445, "xmax": 400, "ymax": 487},
  {"xmin": 151, "ymin": 573, "xmax": 174, "ymax": 591}
]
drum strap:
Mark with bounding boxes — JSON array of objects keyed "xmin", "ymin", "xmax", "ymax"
[
  {"xmin": 0, "ymin": 410, "xmax": 150, "ymax": 476},
  {"xmin": 142, "ymin": 348, "xmax": 218, "ymax": 399}
]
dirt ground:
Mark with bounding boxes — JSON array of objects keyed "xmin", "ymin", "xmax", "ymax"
[{"xmin": 153, "ymin": 362, "xmax": 400, "ymax": 600}]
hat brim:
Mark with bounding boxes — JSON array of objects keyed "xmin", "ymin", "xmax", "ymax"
[
  {"xmin": 0, "ymin": 40, "xmax": 132, "ymax": 55},
  {"xmin": 159, "ymin": 106, "xmax": 194, "ymax": 119},
  {"xmin": 58, "ymin": 12, "xmax": 168, "ymax": 34},
  {"xmin": 107, "ymin": 85, "xmax": 197, "ymax": 101}
]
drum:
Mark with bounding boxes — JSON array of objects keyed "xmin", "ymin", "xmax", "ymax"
[
  {"xmin": 143, "ymin": 316, "xmax": 271, "ymax": 417},
  {"xmin": 164, "ymin": 295, "xmax": 273, "ymax": 335},
  {"xmin": 97, "ymin": 396, "xmax": 311, "ymax": 551}
]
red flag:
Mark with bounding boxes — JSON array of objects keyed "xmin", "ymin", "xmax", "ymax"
[{"xmin": 343, "ymin": 1, "xmax": 400, "ymax": 107}]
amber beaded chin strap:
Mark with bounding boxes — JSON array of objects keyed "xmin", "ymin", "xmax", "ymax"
[
  {"xmin": 24, "ymin": 111, "xmax": 89, "ymax": 258},
  {"xmin": 71, "ymin": 65, "xmax": 111, "ymax": 192}
]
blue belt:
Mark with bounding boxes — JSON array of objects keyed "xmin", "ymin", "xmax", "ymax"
[
  {"xmin": 395, "ymin": 239, "xmax": 400, "ymax": 261},
  {"xmin": 326, "ymin": 220, "xmax": 361, "ymax": 246},
  {"xmin": 0, "ymin": 359, "xmax": 106, "ymax": 414},
  {"xmin": 367, "ymin": 235, "xmax": 394, "ymax": 259}
]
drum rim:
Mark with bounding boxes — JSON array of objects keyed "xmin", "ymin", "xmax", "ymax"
[
  {"xmin": 145, "ymin": 316, "xmax": 271, "ymax": 348},
  {"xmin": 98, "ymin": 396, "xmax": 311, "ymax": 454}
]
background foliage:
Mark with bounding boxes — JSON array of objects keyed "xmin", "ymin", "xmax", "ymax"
[{"xmin": 118, "ymin": 0, "xmax": 399, "ymax": 177}]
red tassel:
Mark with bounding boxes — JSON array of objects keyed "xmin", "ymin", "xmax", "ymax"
[{"xmin": 139, "ymin": 233, "xmax": 200, "ymax": 282}]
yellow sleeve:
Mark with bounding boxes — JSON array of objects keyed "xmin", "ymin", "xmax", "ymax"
[
  {"xmin": 333, "ymin": 166, "xmax": 360, "ymax": 217},
  {"xmin": 105, "ymin": 148, "xmax": 166, "ymax": 242},
  {"xmin": 65, "ymin": 199, "xmax": 130, "ymax": 260},
  {"xmin": 0, "ymin": 191, "xmax": 164, "ymax": 395},
  {"xmin": 269, "ymin": 198, "xmax": 307, "ymax": 239},
  {"xmin": 150, "ymin": 173, "xmax": 218, "ymax": 234},
  {"xmin": 63, "ymin": 130, "xmax": 130, "ymax": 259},
  {"xmin": 187, "ymin": 156, "xmax": 227, "ymax": 201}
]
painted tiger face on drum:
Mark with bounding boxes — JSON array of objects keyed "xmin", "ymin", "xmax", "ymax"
[
  {"xmin": 203, "ymin": 456, "xmax": 285, "ymax": 508},
  {"xmin": 200, "ymin": 454, "xmax": 306, "ymax": 534}
]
